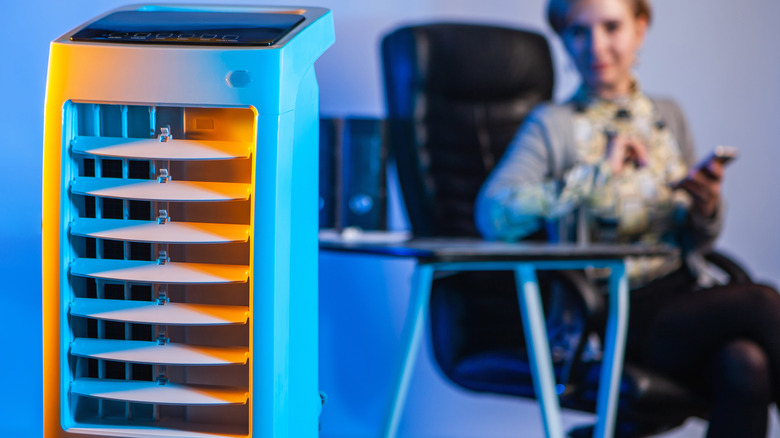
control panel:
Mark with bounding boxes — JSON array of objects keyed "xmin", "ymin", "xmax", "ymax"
[{"xmin": 71, "ymin": 11, "xmax": 304, "ymax": 46}]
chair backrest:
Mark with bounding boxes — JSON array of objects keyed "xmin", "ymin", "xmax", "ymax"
[{"xmin": 382, "ymin": 23, "xmax": 554, "ymax": 237}]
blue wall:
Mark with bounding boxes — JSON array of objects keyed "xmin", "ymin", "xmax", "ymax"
[{"xmin": 2, "ymin": 1, "xmax": 780, "ymax": 437}]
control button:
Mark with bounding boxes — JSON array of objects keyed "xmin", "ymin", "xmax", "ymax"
[
  {"xmin": 226, "ymin": 71, "xmax": 251, "ymax": 88},
  {"xmin": 108, "ymin": 33, "xmax": 128, "ymax": 39},
  {"xmin": 178, "ymin": 33, "xmax": 195, "ymax": 39},
  {"xmin": 349, "ymin": 194, "xmax": 374, "ymax": 215},
  {"xmin": 155, "ymin": 33, "xmax": 174, "ymax": 39},
  {"xmin": 200, "ymin": 34, "xmax": 217, "ymax": 39},
  {"xmin": 132, "ymin": 33, "xmax": 151, "ymax": 38},
  {"xmin": 222, "ymin": 35, "xmax": 239, "ymax": 41}
]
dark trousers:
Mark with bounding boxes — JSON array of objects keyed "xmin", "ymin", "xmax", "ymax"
[{"xmin": 628, "ymin": 269, "xmax": 780, "ymax": 438}]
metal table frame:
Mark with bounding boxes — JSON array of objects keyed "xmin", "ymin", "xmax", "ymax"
[{"xmin": 320, "ymin": 238, "xmax": 674, "ymax": 438}]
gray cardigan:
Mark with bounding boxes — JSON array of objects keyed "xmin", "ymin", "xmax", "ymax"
[{"xmin": 475, "ymin": 98, "xmax": 721, "ymax": 262}]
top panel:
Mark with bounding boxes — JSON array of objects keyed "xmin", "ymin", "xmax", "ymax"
[{"xmin": 70, "ymin": 10, "xmax": 305, "ymax": 46}]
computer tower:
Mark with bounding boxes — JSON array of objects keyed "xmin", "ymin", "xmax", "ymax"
[
  {"xmin": 42, "ymin": 5, "xmax": 334, "ymax": 437},
  {"xmin": 318, "ymin": 117, "xmax": 386, "ymax": 231}
]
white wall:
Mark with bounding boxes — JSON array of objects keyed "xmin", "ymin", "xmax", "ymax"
[
  {"xmin": 321, "ymin": 0, "xmax": 780, "ymax": 287},
  {"xmin": 2, "ymin": 1, "xmax": 779, "ymax": 437},
  {"xmin": 640, "ymin": 0, "xmax": 780, "ymax": 286}
]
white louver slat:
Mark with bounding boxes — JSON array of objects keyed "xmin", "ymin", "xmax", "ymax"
[
  {"xmin": 70, "ymin": 258, "xmax": 249, "ymax": 284},
  {"xmin": 70, "ymin": 338, "xmax": 249, "ymax": 365},
  {"xmin": 71, "ymin": 136, "xmax": 252, "ymax": 160},
  {"xmin": 66, "ymin": 425, "xmax": 248, "ymax": 438},
  {"xmin": 72, "ymin": 378, "xmax": 248, "ymax": 405},
  {"xmin": 71, "ymin": 177, "xmax": 251, "ymax": 202},
  {"xmin": 60, "ymin": 103, "xmax": 255, "ymax": 436},
  {"xmin": 71, "ymin": 218, "xmax": 250, "ymax": 243},
  {"xmin": 70, "ymin": 298, "xmax": 249, "ymax": 325}
]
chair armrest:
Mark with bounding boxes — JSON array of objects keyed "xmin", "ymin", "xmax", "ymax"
[{"xmin": 703, "ymin": 250, "xmax": 752, "ymax": 285}]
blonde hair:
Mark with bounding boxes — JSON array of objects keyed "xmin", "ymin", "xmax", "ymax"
[{"xmin": 547, "ymin": 0, "xmax": 652, "ymax": 34}]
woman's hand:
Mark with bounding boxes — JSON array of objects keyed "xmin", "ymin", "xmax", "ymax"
[
  {"xmin": 678, "ymin": 161, "xmax": 723, "ymax": 218},
  {"xmin": 606, "ymin": 134, "xmax": 648, "ymax": 174}
]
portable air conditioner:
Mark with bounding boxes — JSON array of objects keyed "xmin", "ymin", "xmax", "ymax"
[{"xmin": 42, "ymin": 5, "xmax": 334, "ymax": 437}]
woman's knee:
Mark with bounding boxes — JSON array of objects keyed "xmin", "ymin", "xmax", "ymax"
[
  {"xmin": 709, "ymin": 340, "xmax": 771, "ymax": 402},
  {"xmin": 741, "ymin": 284, "xmax": 780, "ymax": 310}
]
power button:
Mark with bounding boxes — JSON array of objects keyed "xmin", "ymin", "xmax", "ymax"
[{"xmin": 226, "ymin": 71, "xmax": 251, "ymax": 88}]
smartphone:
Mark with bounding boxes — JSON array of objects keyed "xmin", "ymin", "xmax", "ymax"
[
  {"xmin": 690, "ymin": 145, "xmax": 738, "ymax": 174},
  {"xmin": 671, "ymin": 145, "xmax": 737, "ymax": 188}
]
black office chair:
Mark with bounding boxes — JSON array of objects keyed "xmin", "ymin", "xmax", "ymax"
[{"xmin": 382, "ymin": 22, "xmax": 752, "ymax": 437}]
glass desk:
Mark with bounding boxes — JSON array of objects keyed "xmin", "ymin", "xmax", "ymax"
[{"xmin": 319, "ymin": 236, "xmax": 677, "ymax": 438}]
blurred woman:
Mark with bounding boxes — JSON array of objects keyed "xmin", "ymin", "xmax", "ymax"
[{"xmin": 476, "ymin": 0, "xmax": 780, "ymax": 436}]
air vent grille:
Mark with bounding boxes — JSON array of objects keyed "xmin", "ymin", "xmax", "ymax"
[{"xmin": 62, "ymin": 102, "xmax": 255, "ymax": 437}]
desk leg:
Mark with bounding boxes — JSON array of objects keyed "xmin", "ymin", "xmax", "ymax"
[
  {"xmin": 382, "ymin": 264, "xmax": 434, "ymax": 438},
  {"xmin": 593, "ymin": 262, "xmax": 629, "ymax": 438},
  {"xmin": 515, "ymin": 264, "xmax": 565, "ymax": 438}
]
